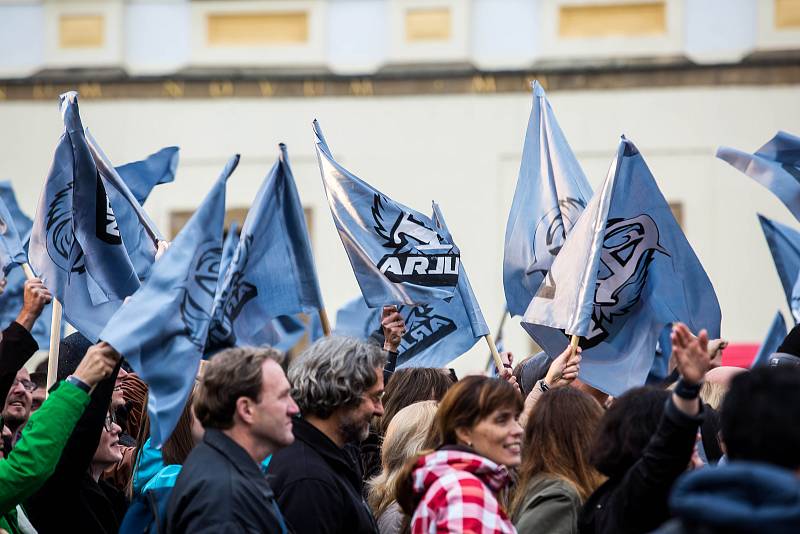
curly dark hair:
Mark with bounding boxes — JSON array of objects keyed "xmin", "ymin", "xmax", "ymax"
[{"xmin": 590, "ymin": 386, "xmax": 669, "ymax": 478}]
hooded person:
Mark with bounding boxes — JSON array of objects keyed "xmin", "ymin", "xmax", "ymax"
[
  {"xmin": 654, "ymin": 366, "xmax": 800, "ymax": 534},
  {"xmin": 24, "ymin": 332, "xmax": 126, "ymax": 534}
]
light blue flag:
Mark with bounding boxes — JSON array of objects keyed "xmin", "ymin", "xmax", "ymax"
[
  {"xmin": 314, "ymin": 120, "xmax": 459, "ymax": 307},
  {"xmin": 504, "ymin": 81, "xmax": 593, "ymax": 318},
  {"xmin": 0, "ymin": 183, "xmax": 59, "ymax": 346},
  {"xmin": 115, "ymin": 146, "xmax": 179, "ymax": 205},
  {"xmin": 792, "ymin": 275, "xmax": 800, "ymax": 324},
  {"xmin": 272, "ymin": 315, "xmax": 308, "ymax": 353},
  {"xmin": 717, "ymin": 131, "xmax": 800, "ymax": 222},
  {"xmin": 331, "ymin": 201, "xmax": 492, "ymax": 369},
  {"xmin": 0, "ymin": 197, "xmax": 28, "ymax": 276},
  {"xmin": 28, "ymin": 92, "xmax": 140, "ymax": 341},
  {"xmin": 522, "ymin": 137, "xmax": 721, "ymax": 396},
  {"xmin": 758, "ymin": 214, "xmax": 800, "ymax": 322},
  {"xmin": 0, "ymin": 181, "xmax": 33, "ymax": 246},
  {"xmin": 751, "ymin": 311, "xmax": 787, "ymax": 368},
  {"xmin": 101, "ymin": 155, "xmax": 237, "ymax": 446},
  {"xmin": 206, "ymin": 144, "xmax": 323, "ymax": 354}
]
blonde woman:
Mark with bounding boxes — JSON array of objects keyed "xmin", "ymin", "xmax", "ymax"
[{"xmin": 368, "ymin": 400, "xmax": 438, "ymax": 534}]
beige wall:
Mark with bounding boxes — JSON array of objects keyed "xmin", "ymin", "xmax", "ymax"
[{"xmin": 1, "ymin": 83, "xmax": 799, "ymax": 374}]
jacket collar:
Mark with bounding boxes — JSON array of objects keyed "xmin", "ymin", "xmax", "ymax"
[
  {"xmin": 292, "ymin": 417, "xmax": 363, "ymax": 490},
  {"xmin": 204, "ymin": 428, "xmax": 274, "ymax": 495}
]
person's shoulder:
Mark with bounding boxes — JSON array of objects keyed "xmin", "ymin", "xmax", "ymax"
[
  {"xmin": 527, "ymin": 475, "xmax": 582, "ymax": 501},
  {"xmin": 268, "ymin": 439, "xmax": 335, "ymax": 486}
]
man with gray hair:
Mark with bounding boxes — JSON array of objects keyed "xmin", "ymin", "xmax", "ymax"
[
  {"xmin": 267, "ymin": 336, "xmax": 387, "ymax": 534},
  {"xmin": 166, "ymin": 346, "xmax": 298, "ymax": 533}
]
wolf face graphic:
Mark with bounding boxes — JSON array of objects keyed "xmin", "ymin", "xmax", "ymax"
[
  {"xmin": 180, "ymin": 240, "xmax": 222, "ymax": 349},
  {"xmin": 582, "ymin": 214, "xmax": 669, "ymax": 348},
  {"xmin": 526, "ymin": 197, "xmax": 586, "ymax": 293},
  {"xmin": 45, "ymin": 181, "xmax": 85, "ymax": 275},
  {"xmin": 204, "ymin": 234, "xmax": 257, "ymax": 353},
  {"xmin": 372, "ymin": 194, "xmax": 459, "ymax": 286},
  {"xmin": 395, "ymin": 303, "xmax": 457, "ymax": 366}
]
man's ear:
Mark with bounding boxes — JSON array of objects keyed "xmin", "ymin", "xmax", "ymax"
[{"xmin": 234, "ymin": 397, "xmax": 255, "ymax": 425}]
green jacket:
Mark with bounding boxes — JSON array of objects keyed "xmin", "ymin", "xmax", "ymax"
[
  {"xmin": 0, "ymin": 381, "xmax": 90, "ymax": 534},
  {"xmin": 513, "ymin": 474, "xmax": 583, "ymax": 534}
]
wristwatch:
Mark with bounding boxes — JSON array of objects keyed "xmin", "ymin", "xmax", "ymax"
[
  {"xmin": 65, "ymin": 374, "xmax": 92, "ymax": 394},
  {"xmin": 674, "ymin": 378, "xmax": 702, "ymax": 400}
]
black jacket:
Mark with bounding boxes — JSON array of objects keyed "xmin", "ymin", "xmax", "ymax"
[
  {"xmin": 26, "ymin": 364, "xmax": 125, "ymax": 534},
  {"xmin": 268, "ymin": 417, "xmax": 378, "ymax": 534},
  {"xmin": 578, "ymin": 397, "xmax": 704, "ymax": 534},
  {"xmin": 166, "ymin": 429, "xmax": 288, "ymax": 534},
  {"xmin": 0, "ymin": 321, "xmax": 38, "ymax": 402}
]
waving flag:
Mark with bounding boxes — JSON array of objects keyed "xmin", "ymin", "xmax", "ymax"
[
  {"xmin": 504, "ymin": 81, "xmax": 593, "ymax": 318},
  {"xmin": 28, "ymin": 92, "xmax": 140, "ymax": 341},
  {"xmin": 717, "ymin": 132, "xmax": 800, "ymax": 222},
  {"xmin": 0, "ymin": 197, "xmax": 28, "ymax": 276},
  {"xmin": 101, "ymin": 155, "xmax": 237, "ymax": 446},
  {"xmin": 751, "ymin": 311, "xmax": 787, "ymax": 368},
  {"xmin": 115, "ymin": 146, "xmax": 179, "ymax": 205},
  {"xmin": 218, "ymin": 221, "xmax": 239, "ymax": 287},
  {"xmin": 314, "ymin": 120, "xmax": 459, "ymax": 307},
  {"xmin": 523, "ymin": 137, "xmax": 721, "ymax": 396},
  {"xmin": 0, "ymin": 181, "xmax": 33, "ymax": 245},
  {"xmin": 759, "ymin": 215, "xmax": 800, "ymax": 322},
  {"xmin": 206, "ymin": 144, "xmax": 323, "ymax": 354}
]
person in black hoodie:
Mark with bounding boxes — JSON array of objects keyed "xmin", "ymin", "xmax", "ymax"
[
  {"xmin": 25, "ymin": 332, "xmax": 125, "ymax": 534},
  {"xmin": 268, "ymin": 336, "xmax": 387, "ymax": 534},
  {"xmin": 578, "ymin": 323, "xmax": 710, "ymax": 534}
]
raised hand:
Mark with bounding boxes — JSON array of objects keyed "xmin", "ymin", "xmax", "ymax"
[
  {"xmin": 73, "ymin": 342, "xmax": 121, "ymax": 388},
  {"xmin": 16, "ymin": 278, "xmax": 53, "ymax": 332},
  {"xmin": 671, "ymin": 323, "xmax": 710, "ymax": 385},
  {"xmin": 381, "ymin": 306, "xmax": 406, "ymax": 352},
  {"xmin": 545, "ymin": 345, "xmax": 582, "ymax": 388}
]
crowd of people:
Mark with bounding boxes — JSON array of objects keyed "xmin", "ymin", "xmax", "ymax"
[{"xmin": 2, "ymin": 275, "xmax": 800, "ymax": 534}]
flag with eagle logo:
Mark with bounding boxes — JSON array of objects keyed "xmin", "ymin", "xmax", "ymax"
[
  {"xmin": 101, "ymin": 155, "xmax": 236, "ymax": 446},
  {"xmin": 313, "ymin": 120, "xmax": 459, "ymax": 307},
  {"xmin": 522, "ymin": 137, "xmax": 721, "ymax": 396},
  {"xmin": 28, "ymin": 92, "xmax": 141, "ymax": 341},
  {"xmin": 717, "ymin": 131, "xmax": 800, "ymax": 223},
  {"xmin": 504, "ymin": 81, "xmax": 593, "ymax": 318},
  {"xmin": 205, "ymin": 144, "xmax": 323, "ymax": 355}
]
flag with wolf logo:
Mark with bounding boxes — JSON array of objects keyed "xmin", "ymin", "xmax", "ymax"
[
  {"xmin": 717, "ymin": 131, "xmax": 800, "ymax": 223},
  {"xmin": 28, "ymin": 92, "xmax": 141, "ymax": 341},
  {"xmin": 313, "ymin": 120, "xmax": 459, "ymax": 307},
  {"xmin": 504, "ymin": 81, "xmax": 593, "ymax": 318},
  {"xmin": 522, "ymin": 137, "xmax": 721, "ymax": 396},
  {"xmin": 758, "ymin": 214, "xmax": 800, "ymax": 323},
  {"xmin": 101, "ymin": 155, "xmax": 236, "ymax": 446},
  {"xmin": 751, "ymin": 311, "xmax": 787, "ymax": 368},
  {"xmin": 0, "ymin": 197, "xmax": 28, "ymax": 277},
  {"xmin": 205, "ymin": 144, "xmax": 323, "ymax": 355}
]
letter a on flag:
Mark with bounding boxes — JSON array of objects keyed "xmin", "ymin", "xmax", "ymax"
[
  {"xmin": 101, "ymin": 156, "xmax": 237, "ymax": 445},
  {"xmin": 504, "ymin": 81, "xmax": 593, "ymax": 318},
  {"xmin": 523, "ymin": 137, "xmax": 721, "ymax": 396},
  {"xmin": 314, "ymin": 120, "xmax": 459, "ymax": 307}
]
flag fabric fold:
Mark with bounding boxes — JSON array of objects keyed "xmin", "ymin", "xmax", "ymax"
[
  {"xmin": 522, "ymin": 136, "xmax": 721, "ymax": 396},
  {"xmin": 0, "ymin": 197, "xmax": 28, "ymax": 276},
  {"xmin": 100, "ymin": 155, "xmax": 237, "ymax": 446},
  {"xmin": 717, "ymin": 131, "xmax": 800, "ymax": 222},
  {"xmin": 758, "ymin": 214, "xmax": 800, "ymax": 322},
  {"xmin": 751, "ymin": 311, "xmax": 787, "ymax": 368},
  {"xmin": 28, "ymin": 92, "xmax": 141, "ymax": 341},
  {"xmin": 115, "ymin": 146, "xmax": 180, "ymax": 205},
  {"xmin": 313, "ymin": 120, "xmax": 459, "ymax": 307},
  {"xmin": 504, "ymin": 81, "xmax": 593, "ymax": 318},
  {"xmin": 206, "ymin": 144, "xmax": 323, "ymax": 354}
]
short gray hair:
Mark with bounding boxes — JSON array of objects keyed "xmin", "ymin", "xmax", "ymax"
[{"xmin": 289, "ymin": 336, "xmax": 386, "ymax": 419}]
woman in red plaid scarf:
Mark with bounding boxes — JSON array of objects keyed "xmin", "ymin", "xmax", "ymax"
[{"xmin": 397, "ymin": 376, "xmax": 523, "ymax": 533}]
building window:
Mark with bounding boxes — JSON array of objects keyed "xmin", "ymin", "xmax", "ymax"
[
  {"xmin": 558, "ymin": 2, "xmax": 666, "ymax": 38},
  {"xmin": 405, "ymin": 7, "xmax": 451, "ymax": 42},
  {"xmin": 775, "ymin": 0, "xmax": 800, "ymax": 29},
  {"xmin": 59, "ymin": 14, "xmax": 105, "ymax": 48},
  {"xmin": 207, "ymin": 12, "xmax": 309, "ymax": 46}
]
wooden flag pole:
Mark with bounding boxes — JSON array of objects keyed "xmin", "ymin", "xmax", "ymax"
[
  {"xmin": 569, "ymin": 334, "xmax": 580, "ymax": 357},
  {"xmin": 45, "ymin": 299, "xmax": 63, "ymax": 395},
  {"xmin": 484, "ymin": 333, "xmax": 504, "ymax": 371},
  {"xmin": 21, "ymin": 263, "xmax": 35, "ymax": 281},
  {"xmin": 318, "ymin": 308, "xmax": 331, "ymax": 336}
]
